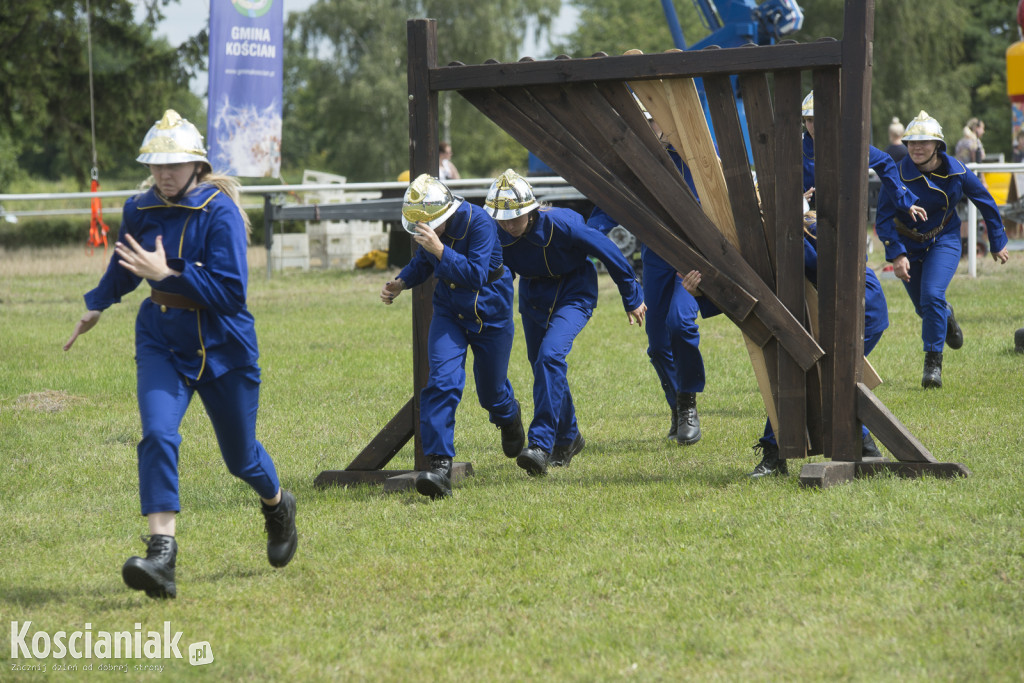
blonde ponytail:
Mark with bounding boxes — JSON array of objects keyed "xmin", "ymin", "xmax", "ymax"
[{"xmin": 198, "ymin": 171, "xmax": 252, "ymax": 241}]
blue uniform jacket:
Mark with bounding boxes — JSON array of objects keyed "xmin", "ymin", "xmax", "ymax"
[
  {"xmin": 803, "ymin": 134, "xmax": 920, "ymax": 214},
  {"xmin": 875, "ymin": 152, "xmax": 1008, "ymax": 261},
  {"xmin": 84, "ymin": 184, "xmax": 258, "ymax": 383},
  {"xmin": 501, "ymin": 207, "xmax": 643, "ymax": 328},
  {"xmin": 398, "ymin": 200, "xmax": 513, "ymax": 333}
]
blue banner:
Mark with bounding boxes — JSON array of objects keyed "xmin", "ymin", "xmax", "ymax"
[{"xmin": 207, "ymin": 0, "xmax": 283, "ymax": 177}]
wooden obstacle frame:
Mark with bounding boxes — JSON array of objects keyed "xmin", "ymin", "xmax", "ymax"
[{"xmin": 315, "ymin": 0, "xmax": 968, "ymax": 492}]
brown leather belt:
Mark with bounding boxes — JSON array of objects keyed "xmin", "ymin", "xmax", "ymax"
[
  {"xmin": 893, "ymin": 210, "xmax": 953, "ymax": 244},
  {"xmin": 150, "ymin": 289, "xmax": 206, "ymax": 310}
]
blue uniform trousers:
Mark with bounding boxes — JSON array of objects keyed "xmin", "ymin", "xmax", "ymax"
[
  {"xmin": 900, "ymin": 232, "xmax": 962, "ymax": 352},
  {"xmin": 643, "ymin": 250, "xmax": 705, "ymax": 407},
  {"xmin": 136, "ymin": 349, "xmax": 279, "ymax": 515},
  {"xmin": 420, "ymin": 311, "xmax": 518, "ymax": 458},
  {"xmin": 521, "ymin": 303, "xmax": 591, "ymax": 452}
]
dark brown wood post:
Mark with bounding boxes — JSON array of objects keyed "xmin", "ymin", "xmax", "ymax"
[
  {"xmin": 830, "ymin": 0, "xmax": 873, "ymax": 461},
  {"xmin": 407, "ymin": 19, "xmax": 440, "ymax": 472},
  {"xmin": 773, "ymin": 69, "xmax": 806, "ymax": 460}
]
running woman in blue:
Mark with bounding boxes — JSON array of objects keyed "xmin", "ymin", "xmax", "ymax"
[{"xmin": 64, "ymin": 110, "xmax": 297, "ymax": 599}]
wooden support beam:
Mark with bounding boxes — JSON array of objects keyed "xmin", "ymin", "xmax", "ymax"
[
  {"xmin": 430, "ymin": 41, "xmax": 843, "ymax": 91},
  {"xmin": 799, "ymin": 460, "xmax": 970, "ymax": 489},
  {"xmin": 855, "ymin": 383, "xmax": 936, "ymax": 463},
  {"xmin": 772, "ymin": 69, "xmax": 807, "ymax": 460}
]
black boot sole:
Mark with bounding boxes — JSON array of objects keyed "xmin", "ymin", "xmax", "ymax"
[
  {"xmin": 516, "ymin": 451, "xmax": 548, "ymax": 476},
  {"xmin": 675, "ymin": 428, "xmax": 701, "ymax": 446},
  {"xmin": 415, "ymin": 472, "xmax": 452, "ymax": 499},
  {"xmin": 122, "ymin": 560, "xmax": 176, "ymax": 599}
]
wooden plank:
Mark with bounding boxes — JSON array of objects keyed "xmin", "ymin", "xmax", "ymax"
[
  {"xmin": 430, "ymin": 41, "xmax": 843, "ymax": 92},
  {"xmin": 856, "ymin": 383, "xmax": 936, "ymax": 463},
  {"xmin": 315, "ymin": 469, "xmax": 416, "ymax": 487},
  {"xmin": 811, "ymin": 69, "xmax": 842, "ymax": 457},
  {"xmin": 563, "ymin": 81, "xmax": 824, "ymax": 370},
  {"xmin": 799, "ymin": 460, "xmax": 970, "ymax": 489},
  {"xmin": 798, "ymin": 461, "xmax": 856, "ymax": 489},
  {"xmin": 737, "ymin": 69, "xmax": 778, "ymax": 266},
  {"xmin": 854, "ymin": 462, "xmax": 970, "ymax": 479},
  {"xmin": 700, "ymin": 70, "xmax": 774, "ymax": 284},
  {"xmin": 407, "ymin": 19, "xmax": 439, "ymax": 472},
  {"xmin": 460, "ymin": 86, "xmax": 766, "ymax": 336},
  {"xmin": 773, "ymin": 69, "xmax": 807, "ymax": 460},
  {"xmin": 341, "ymin": 398, "xmax": 415, "ymax": 471},
  {"xmin": 382, "ymin": 462, "xmax": 475, "ymax": 493},
  {"xmin": 831, "ymin": 2, "xmax": 874, "ymax": 462}
]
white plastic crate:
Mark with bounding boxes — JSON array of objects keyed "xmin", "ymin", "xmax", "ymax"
[{"xmin": 270, "ymin": 233, "xmax": 310, "ymax": 271}]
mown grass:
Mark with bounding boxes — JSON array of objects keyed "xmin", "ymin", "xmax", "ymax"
[{"xmin": 1, "ymin": 245, "xmax": 1022, "ymax": 681}]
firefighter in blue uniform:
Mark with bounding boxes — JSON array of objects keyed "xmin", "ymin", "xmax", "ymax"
[
  {"xmin": 380, "ymin": 174, "xmax": 525, "ymax": 499},
  {"xmin": 801, "ymin": 91, "xmax": 926, "ymax": 218},
  {"xmin": 485, "ymin": 169, "xmax": 646, "ymax": 476},
  {"xmin": 586, "ymin": 101, "xmax": 705, "ymax": 447},
  {"xmin": 876, "ymin": 110, "xmax": 1009, "ymax": 388},
  {"xmin": 64, "ymin": 110, "xmax": 298, "ymax": 599}
]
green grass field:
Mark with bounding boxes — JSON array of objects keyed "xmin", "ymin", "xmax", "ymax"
[{"xmin": 1, "ymin": 244, "xmax": 1022, "ymax": 681}]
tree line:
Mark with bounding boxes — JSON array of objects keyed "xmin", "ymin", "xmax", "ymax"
[{"xmin": 1, "ymin": 0, "xmax": 1017, "ymax": 189}]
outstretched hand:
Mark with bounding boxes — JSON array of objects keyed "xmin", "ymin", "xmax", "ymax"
[
  {"xmin": 115, "ymin": 234, "xmax": 178, "ymax": 282},
  {"xmin": 63, "ymin": 310, "xmax": 101, "ymax": 351},
  {"xmin": 627, "ymin": 303, "xmax": 646, "ymax": 328}
]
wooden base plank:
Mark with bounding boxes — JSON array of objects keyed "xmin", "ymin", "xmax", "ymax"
[
  {"xmin": 799, "ymin": 460, "xmax": 970, "ymax": 489},
  {"xmin": 314, "ymin": 462, "xmax": 475, "ymax": 490}
]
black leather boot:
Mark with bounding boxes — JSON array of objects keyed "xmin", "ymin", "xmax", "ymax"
[
  {"xmin": 498, "ymin": 401, "xmax": 526, "ymax": 459},
  {"xmin": 862, "ymin": 433, "xmax": 883, "ymax": 460},
  {"xmin": 415, "ymin": 455, "xmax": 453, "ymax": 499},
  {"xmin": 122, "ymin": 534, "xmax": 177, "ymax": 599},
  {"xmin": 667, "ymin": 404, "xmax": 679, "ymax": 440},
  {"xmin": 922, "ymin": 351, "xmax": 943, "ymax": 388},
  {"xmin": 262, "ymin": 490, "xmax": 298, "ymax": 568},
  {"xmin": 1015, "ymin": 327, "xmax": 1024, "ymax": 354},
  {"xmin": 750, "ymin": 441, "xmax": 787, "ymax": 478},
  {"xmin": 550, "ymin": 433, "xmax": 585, "ymax": 467},
  {"xmin": 945, "ymin": 304, "xmax": 963, "ymax": 350},
  {"xmin": 516, "ymin": 445, "xmax": 551, "ymax": 476},
  {"xmin": 674, "ymin": 392, "xmax": 701, "ymax": 445}
]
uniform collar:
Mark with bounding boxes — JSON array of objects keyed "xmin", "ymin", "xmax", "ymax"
[
  {"xmin": 136, "ymin": 183, "xmax": 220, "ymax": 210},
  {"xmin": 898, "ymin": 152, "xmax": 963, "ymax": 183}
]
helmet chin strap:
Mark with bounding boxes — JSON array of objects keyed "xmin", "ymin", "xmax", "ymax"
[
  {"xmin": 158, "ymin": 163, "xmax": 200, "ymax": 204},
  {"xmin": 915, "ymin": 146, "xmax": 940, "ymax": 171}
]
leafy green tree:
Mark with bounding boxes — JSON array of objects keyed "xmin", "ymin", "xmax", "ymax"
[
  {"xmin": 283, "ymin": 0, "xmax": 560, "ymax": 182},
  {"xmin": 0, "ymin": 0, "xmax": 203, "ymax": 188},
  {"xmin": 797, "ymin": 0, "xmax": 1016, "ymax": 159}
]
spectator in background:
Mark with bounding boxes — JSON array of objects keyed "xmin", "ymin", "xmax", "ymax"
[
  {"xmin": 439, "ymin": 141, "xmax": 461, "ymax": 181},
  {"xmin": 954, "ymin": 117, "xmax": 986, "ymax": 165},
  {"xmin": 884, "ymin": 117, "xmax": 907, "ymax": 162},
  {"xmin": 1013, "ymin": 129, "xmax": 1024, "ymax": 163}
]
